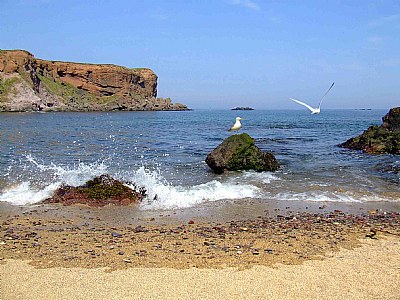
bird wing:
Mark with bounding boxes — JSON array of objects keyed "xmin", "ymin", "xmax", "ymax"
[
  {"xmin": 318, "ymin": 82, "xmax": 335, "ymax": 108},
  {"xmin": 289, "ymin": 98, "xmax": 315, "ymax": 112}
]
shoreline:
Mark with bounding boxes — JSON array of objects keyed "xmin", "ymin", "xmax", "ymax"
[
  {"xmin": 1, "ymin": 201, "xmax": 399, "ymax": 270},
  {"xmin": 1, "ymin": 200, "xmax": 399, "ymax": 299}
]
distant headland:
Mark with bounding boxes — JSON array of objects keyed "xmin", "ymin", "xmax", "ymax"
[{"xmin": 0, "ymin": 49, "xmax": 189, "ymax": 112}]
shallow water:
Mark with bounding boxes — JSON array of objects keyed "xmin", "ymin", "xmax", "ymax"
[{"xmin": 0, "ymin": 109, "xmax": 399, "ymax": 209}]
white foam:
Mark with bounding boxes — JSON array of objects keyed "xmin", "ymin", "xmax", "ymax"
[
  {"xmin": 273, "ymin": 191, "xmax": 400, "ymax": 203},
  {"xmin": 0, "ymin": 155, "xmax": 109, "ymax": 205},
  {"xmin": 0, "ymin": 182, "xmax": 61, "ymax": 205},
  {"xmin": 127, "ymin": 167, "xmax": 260, "ymax": 209},
  {"xmin": 231, "ymin": 171, "xmax": 280, "ymax": 184},
  {"xmin": 0, "ymin": 158, "xmax": 262, "ymax": 208}
]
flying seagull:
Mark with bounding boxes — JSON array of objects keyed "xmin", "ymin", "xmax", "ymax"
[
  {"xmin": 289, "ymin": 82, "xmax": 335, "ymax": 114},
  {"xmin": 228, "ymin": 117, "xmax": 243, "ymax": 133}
]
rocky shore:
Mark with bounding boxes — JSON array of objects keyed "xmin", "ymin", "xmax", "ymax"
[
  {"xmin": 340, "ymin": 107, "xmax": 400, "ymax": 154},
  {"xmin": 1, "ymin": 205, "xmax": 399, "ymax": 270}
]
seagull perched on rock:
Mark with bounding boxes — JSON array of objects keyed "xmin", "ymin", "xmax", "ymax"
[
  {"xmin": 228, "ymin": 117, "xmax": 243, "ymax": 133},
  {"xmin": 289, "ymin": 82, "xmax": 335, "ymax": 114}
]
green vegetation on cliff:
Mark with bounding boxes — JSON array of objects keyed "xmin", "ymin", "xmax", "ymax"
[
  {"xmin": 38, "ymin": 74, "xmax": 119, "ymax": 107},
  {"xmin": 0, "ymin": 77, "xmax": 20, "ymax": 102}
]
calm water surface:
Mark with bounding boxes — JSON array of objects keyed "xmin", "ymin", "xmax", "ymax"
[{"xmin": 0, "ymin": 109, "xmax": 399, "ymax": 209}]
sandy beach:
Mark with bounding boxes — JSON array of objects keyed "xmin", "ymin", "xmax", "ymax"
[
  {"xmin": 1, "ymin": 202, "xmax": 400, "ymax": 299},
  {"xmin": 1, "ymin": 236, "xmax": 399, "ymax": 300}
]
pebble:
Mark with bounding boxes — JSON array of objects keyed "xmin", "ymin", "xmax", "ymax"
[{"xmin": 111, "ymin": 232, "xmax": 123, "ymax": 238}]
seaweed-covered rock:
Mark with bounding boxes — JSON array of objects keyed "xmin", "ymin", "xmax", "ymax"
[
  {"xmin": 43, "ymin": 174, "xmax": 146, "ymax": 207},
  {"xmin": 205, "ymin": 133, "xmax": 280, "ymax": 174},
  {"xmin": 339, "ymin": 107, "xmax": 400, "ymax": 154}
]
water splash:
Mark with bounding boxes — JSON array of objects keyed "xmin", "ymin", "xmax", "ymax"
[
  {"xmin": 0, "ymin": 154, "xmax": 109, "ymax": 205},
  {"xmin": 127, "ymin": 167, "xmax": 261, "ymax": 209},
  {"xmin": 0, "ymin": 156, "xmax": 263, "ymax": 208}
]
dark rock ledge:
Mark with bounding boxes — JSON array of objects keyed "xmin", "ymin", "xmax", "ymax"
[{"xmin": 339, "ymin": 107, "xmax": 400, "ymax": 154}]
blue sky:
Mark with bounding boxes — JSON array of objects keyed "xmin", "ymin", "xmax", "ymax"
[{"xmin": 1, "ymin": 0, "xmax": 399, "ymax": 109}]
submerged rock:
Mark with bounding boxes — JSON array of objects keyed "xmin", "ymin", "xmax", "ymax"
[
  {"xmin": 339, "ymin": 107, "xmax": 400, "ymax": 154},
  {"xmin": 205, "ymin": 133, "xmax": 280, "ymax": 174},
  {"xmin": 43, "ymin": 174, "xmax": 146, "ymax": 207}
]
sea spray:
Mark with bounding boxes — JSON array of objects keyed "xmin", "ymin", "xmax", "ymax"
[
  {"xmin": 0, "ymin": 156, "xmax": 265, "ymax": 208},
  {"xmin": 125, "ymin": 166, "xmax": 262, "ymax": 209},
  {"xmin": 0, "ymin": 154, "xmax": 109, "ymax": 205},
  {"xmin": 0, "ymin": 182, "xmax": 60, "ymax": 205}
]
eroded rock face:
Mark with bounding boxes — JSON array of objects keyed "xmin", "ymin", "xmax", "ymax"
[
  {"xmin": 339, "ymin": 107, "xmax": 400, "ymax": 154},
  {"xmin": 43, "ymin": 175, "xmax": 146, "ymax": 207},
  {"xmin": 205, "ymin": 133, "xmax": 280, "ymax": 174},
  {"xmin": 0, "ymin": 50, "xmax": 188, "ymax": 112}
]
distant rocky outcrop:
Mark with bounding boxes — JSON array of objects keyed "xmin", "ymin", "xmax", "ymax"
[
  {"xmin": 339, "ymin": 107, "xmax": 400, "ymax": 154},
  {"xmin": 205, "ymin": 133, "xmax": 280, "ymax": 174},
  {"xmin": 43, "ymin": 174, "xmax": 146, "ymax": 207},
  {"xmin": 231, "ymin": 107, "xmax": 254, "ymax": 110},
  {"xmin": 0, "ymin": 49, "xmax": 188, "ymax": 112}
]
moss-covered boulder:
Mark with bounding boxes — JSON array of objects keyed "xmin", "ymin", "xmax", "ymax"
[
  {"xmin": 205, "ymin": 133, "xmax": 280, "ymax": 174},
  {"xmin": 339, "ymin": 107, "xmax": 400, "ymax": 154},
  {"xmin": 43, "ymin": 174, "xmax": 146, "ymax": 207}
]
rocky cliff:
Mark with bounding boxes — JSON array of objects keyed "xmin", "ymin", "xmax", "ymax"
[
  {"xmin": 339, "ymin": 107, "xmax": 400, "ymax": 154},
  {"xmin": 0, "ymin": 50, "xmax": 188, "ymax": 112}
]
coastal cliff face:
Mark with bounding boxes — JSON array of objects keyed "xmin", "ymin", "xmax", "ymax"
[{"xmin": 0, "ymin": 50, "xmax": 188, "ymax": 112}]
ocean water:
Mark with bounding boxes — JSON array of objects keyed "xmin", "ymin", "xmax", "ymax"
[{"xmin": 0, "ymin": 109, "xmax": 399, "ymax": 209}]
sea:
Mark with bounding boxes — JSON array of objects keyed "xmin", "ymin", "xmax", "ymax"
[{"xmin": 0, "ymin": 109, "xmax": 399, "ymax": 210}]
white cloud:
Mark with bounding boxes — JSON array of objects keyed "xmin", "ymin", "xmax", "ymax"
[
  {"xmin": 229, "ymin": 0, "xmax": 260, "ymax": 11},
  {"xmin": 382, "ymin": 58, "xmax": 400, "ymax": 68},
  {"xmin": 367, "ymin": 36, "xmax": 385, "ymax": 44},
  {"xmin": 368, "ymin": 14, "xmax": 400, "ymax": 28}
]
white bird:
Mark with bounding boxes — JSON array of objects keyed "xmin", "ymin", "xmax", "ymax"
[
  {"xmin": 290, "ymin": 82, "xmax": 335, "ymax": 114},
  {"xmin": 228, "ymin": 117, "xmax": 243, "ymax": 133}
]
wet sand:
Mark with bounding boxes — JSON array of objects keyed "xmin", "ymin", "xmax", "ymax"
[{"xmin": 1, "ymin": 200, "xmax": 400, "ymax": 299}]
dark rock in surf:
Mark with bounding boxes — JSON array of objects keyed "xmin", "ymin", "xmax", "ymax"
[
  {"xmin": 205, "ymin": 133, "xmax": 280, "ymax": 174},
  {"xmin": 43, "ymin": 174, "xmax": 146, "ymax": 207},
  {"xmin": 339, "ymin": 107, "xmax": 400, "ymax": 154}
]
